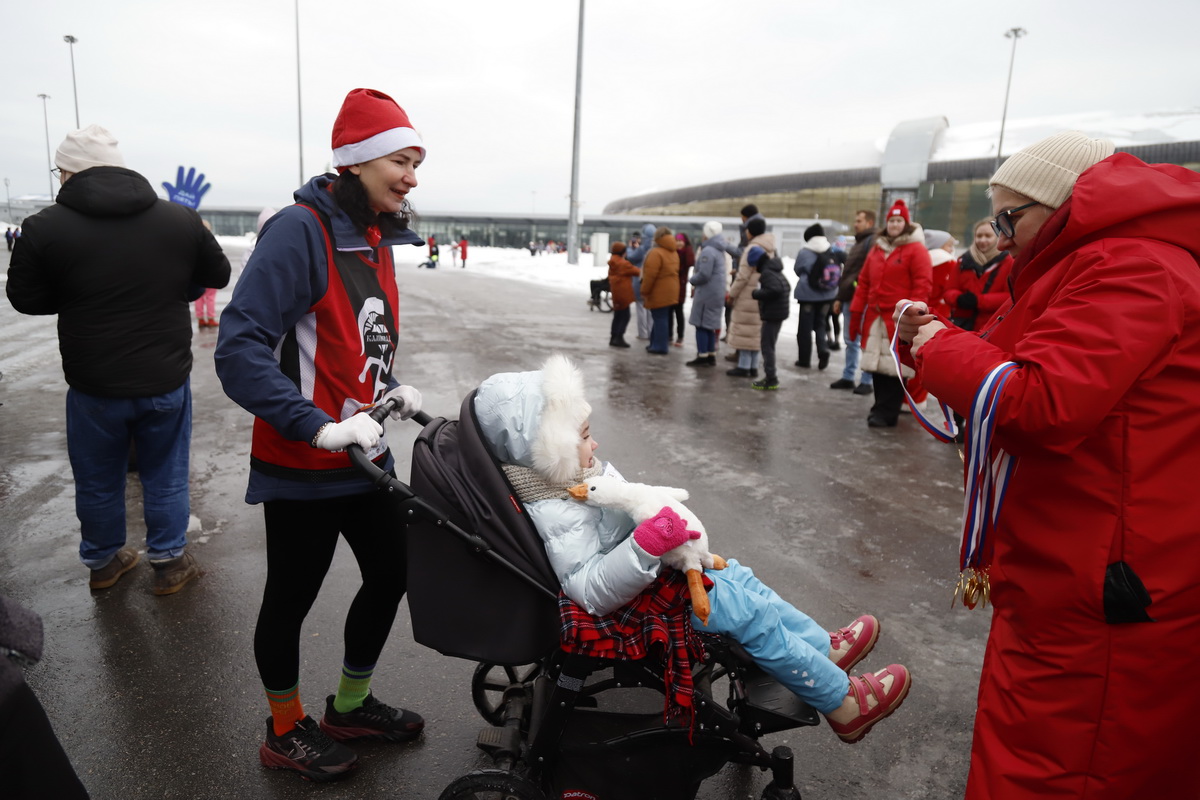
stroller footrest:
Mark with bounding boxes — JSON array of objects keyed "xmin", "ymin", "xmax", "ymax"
[
  {"xmin": 738, "ymin": 665, "xmax": 821, "ymax": 736},
  {"xmin": 476, "ymin": 725, "xmax": 522, "ymax": 761}
]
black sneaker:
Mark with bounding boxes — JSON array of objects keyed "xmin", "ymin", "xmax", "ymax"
[
  {"xmin": 830, "ymin": 378, "xmax": 855, "ymax": 390},
  {"xmin": 751, "ymin": 379, "xmax": 780, "ymax": 391},
  {"xmin": 320, "ymin": 693, "xmax": 424, "ymax": 742},
  {"xmin": 853, "ymin": 383, "xmax": 874, "ymax": 396},
  {"xmin": 259, "ymin": 716, "xmax": 358, "ymax": 782}
]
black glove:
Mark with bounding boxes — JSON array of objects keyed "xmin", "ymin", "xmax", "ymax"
[{"xmin": 957, "ymin": 291, "xmax": 978, "ymax": 310}]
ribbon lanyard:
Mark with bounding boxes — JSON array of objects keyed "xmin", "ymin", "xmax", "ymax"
[
  {"xmin": 953, "ymin": 361, "xmax": 1019, "ymax": 609},
  {"xmin": 889, "ymin": 303, "xmax": 957, "ymax": 441},
  {"xmin": 890, "ymin": 302, "xmax": 1019, "ymax": 610}
]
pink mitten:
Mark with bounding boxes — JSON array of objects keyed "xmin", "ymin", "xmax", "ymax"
[{"xmin": 633, "ymin": 506, "xmax": 701, "ymax": 557}]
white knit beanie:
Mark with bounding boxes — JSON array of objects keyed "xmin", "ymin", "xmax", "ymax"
[
  {"xmin": 702, "ymin": 220, "xmax": 722, "ymax": 239},
  {"xmin": 990, "ymin": 131, "xmax": 1115, "ymax": 209},
  {"xmin": 55, "ymin": 124, "xmax": 125, "ymax": 173}
]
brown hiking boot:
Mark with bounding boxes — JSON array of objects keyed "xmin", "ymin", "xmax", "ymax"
[
  {"xmin": 89, "ymin": 546, "xmax": 141, "ymax": 590},
  {"xmin": 151, "ymin": 552, "xmax": 200, "ymax": 596}
]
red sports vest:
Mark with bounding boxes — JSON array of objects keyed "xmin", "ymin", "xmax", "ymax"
[{"xmin": 250, "ymin": 205, "xmax": 398, "ymax": 481}]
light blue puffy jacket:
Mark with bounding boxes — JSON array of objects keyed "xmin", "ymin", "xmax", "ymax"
[{"xmin": 474, "ymin": 368, "xmax": 659, "ymax": 615}]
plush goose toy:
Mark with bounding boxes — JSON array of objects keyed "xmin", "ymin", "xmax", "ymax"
[{"xmin": 568, "ymin": 474, "xmax": 727, "ymax": 624}]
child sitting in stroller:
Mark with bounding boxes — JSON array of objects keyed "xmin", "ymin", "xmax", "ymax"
[{"xmin": 473, "ymin": 354, "xmax": 911, "ymax": 743}]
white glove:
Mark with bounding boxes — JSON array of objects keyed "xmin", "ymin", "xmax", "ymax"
[
  {"xmin": 382, "ymin": 384, "xmax": 422, "ymax": 420},
  {"xmin": 314, "ymin": 414, "xmax": 383, "ymax": 452}
]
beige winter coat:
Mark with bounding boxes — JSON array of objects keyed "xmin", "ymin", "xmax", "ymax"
[{"xmin": 726, "ymin": 232, "xmax": 775, "ymax": 351}]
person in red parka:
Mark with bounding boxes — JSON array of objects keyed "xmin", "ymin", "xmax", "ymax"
[
  {"xmin": 897, "ymin": 131, "xmax": 1200, "ymax": 800},
  {"xmin": 458, "ymin": 237, "xmax": 467, "ymax": 269},
  {"xmin": 606, "ymin": 241, "xmax": 640, "ymax": 348},
  {"xmin": 849, "ymin": 199, "xmax": 931, "ymax": 428},
  {"xmin": 941, "ymin": 218, "xmax": 1013, "ymax": 331}
]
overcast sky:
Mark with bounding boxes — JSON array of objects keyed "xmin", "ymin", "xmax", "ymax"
[{"xmin": 2, "ymin": 0, "xmax": 1197, "ymax": 215}]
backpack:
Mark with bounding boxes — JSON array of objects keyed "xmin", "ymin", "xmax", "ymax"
[{"xmin": 807, "ymin": 249, "xmax": 843, "ymax": 292}]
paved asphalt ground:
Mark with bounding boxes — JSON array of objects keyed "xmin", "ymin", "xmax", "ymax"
[{"xmin": 0, "ymin": 244, "xmax": 986, "ymax": 799}]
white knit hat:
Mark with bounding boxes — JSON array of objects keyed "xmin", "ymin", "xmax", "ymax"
[
  {"xmin": 702, "ymin": 220, "xmax": 722, "ymax": 239},
  {"xmin": 330, "ymin": 88, "xmax": 425, "ymax": 172},
  {"xmin": 55, "ymin": 124, "xmax": 125, "ymax": 173},
  {"xmin": 990, "ymin": 131, "xmax": 1115, "ymax": 209}
]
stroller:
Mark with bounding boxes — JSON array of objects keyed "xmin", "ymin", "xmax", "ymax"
[
  {"xmin": 587, "ymin": 277, "xmax": 613, "ymax": 312},
  {"xmin": 350, "ymin": 394, "xmax": 820, "ymax": 800}
]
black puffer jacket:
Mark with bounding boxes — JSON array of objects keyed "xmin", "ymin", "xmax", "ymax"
[
  {"xmin": 751, "ymin": 256, "xmax": 791, "ymax": 321},
  {"xmin": 7, "ymin": 167, "xmax": 230, "ymax": 397}
]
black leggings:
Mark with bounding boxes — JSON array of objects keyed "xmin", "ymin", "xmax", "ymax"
[
  {"xmin": 255, "ymin": 490, "xmax": 408, "ymax": 690},
  {"xmin": 668, "ymin": 302, "xmax": 685, "ymax": 341}
]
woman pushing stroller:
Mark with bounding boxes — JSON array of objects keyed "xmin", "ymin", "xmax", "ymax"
[{"xmin": 474, "ymin": 354, "xmax": 912, "ymax": 743}]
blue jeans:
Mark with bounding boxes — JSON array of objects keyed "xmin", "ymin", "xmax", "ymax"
[
  {"xmin": 66, "ymin": 380, "xmax": 192, "ymax": 568},
  {"xmin": 648, "ymin": 307, "xmax": 671, "ymax": 353},
  {"xmin": 695, "ymin": 327, "xmax": 717, "ymax": 355},
  {"xmin": 841, "ymin": 304, "xmax": 872, "ymax": 385},
  {"xmin": 700, "ymin": 560, "xmax": 849, "ymax": 713},
  {"xmin": 737, "ymin": 349, "xmax": 761, "ymax": 370}
]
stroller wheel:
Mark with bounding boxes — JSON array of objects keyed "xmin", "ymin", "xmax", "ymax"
[
  {"xmin": 439, "ymin": 769, "xmax": 547, "ymax": 800},
  {"xmin": 471, "ymin": 662, "xmax": 542, "ymax": 726}
]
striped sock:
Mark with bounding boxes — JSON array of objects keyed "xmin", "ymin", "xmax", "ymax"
[
  {"xmin": 332, "ymin": 661, "xmax": 375, "ymax": 713},
  {"xmin": 265, "ymin": 683, "xmax": 304, "ymax": 737}
]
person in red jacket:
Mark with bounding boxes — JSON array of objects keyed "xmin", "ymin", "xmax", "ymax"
[
  {"xmin": 849, "ymin": 199, "xmax": 932, "ymax": 428},
  {"xmin": 897, "ymin": 131, "xmax": 1200, "ymax": 800},
  {"xmin": 942, "ymin": 218, "xmax": 1014, "ymax": 331},
  {"xmin": 458, "ymin": 237, "xmax": 467, "ymax": 269}
]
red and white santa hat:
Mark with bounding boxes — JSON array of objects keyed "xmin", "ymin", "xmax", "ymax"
[
  {"xmin": 886, "ymin": 199, "xmax": 911, "ymax": 224},
  {"xmin": 330, "ymin": 88, "xmax": 425, "ymax": 172}
]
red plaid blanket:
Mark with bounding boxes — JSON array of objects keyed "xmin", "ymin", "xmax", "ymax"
[{"xmin": 558, "ymin": 570, "xmax": 709, "ymax": 734}]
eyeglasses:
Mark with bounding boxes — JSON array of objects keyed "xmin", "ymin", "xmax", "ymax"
[
  {"xmin": 990, "ymin": 201, "xmax": 1039, "ymax": 239},
  {"xmin": 50, "ymin": 167, "xmax": 61, "ymax": 177}
]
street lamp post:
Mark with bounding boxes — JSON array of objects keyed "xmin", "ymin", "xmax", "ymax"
[
  {"xmin": 4, "ymin": 177, "xmax": 11, "ymax": 222},
  {"xmin": 996, "ymin": 27, "xmax": 1027, "ymax": 171},
  {"xmin": 38, "ymin": 94, "xmax": 54, "ymax": 198},
  {"xmin": 565, "ymin": 0, "xmax": 585, "ymax": 265},
  {"xmin": 294, "ymin": 0, "xmax": 305, "ymax": 186},
  {"xmin": 63, "ymin": 35, "xmax": 80, "ymax": 128}
]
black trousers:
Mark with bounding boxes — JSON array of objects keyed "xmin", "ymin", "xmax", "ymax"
[
  {"xmin": 796, "ymin": 302, "xmax": 832, "ymax": 366},
  {"xmin": 667, "ymin": 302, "xmax": 685, "ymax": 341},
  {"xmin": 255, "ymin": 489, "xmax": 408, "ymax": 690},
  {"xmin": 611, "ymin": 307, "xmax": 631, "ymax": 342},
  {"xmin": 869, "ymin": 373, "xmax": 905, "ymax": 423},
  {"xmin": 761, "ymin": 318, "xmax": 783, "ymax": 381}
]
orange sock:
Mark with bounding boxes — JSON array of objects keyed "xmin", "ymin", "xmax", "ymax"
[{"xmin": 265, "ymin": 683, "xmax": 304, "ymax": 736}]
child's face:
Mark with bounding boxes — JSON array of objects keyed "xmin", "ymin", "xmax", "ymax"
[{"xmin": 578, "ymin": 420, "xmax": 599, "ymax": 469}]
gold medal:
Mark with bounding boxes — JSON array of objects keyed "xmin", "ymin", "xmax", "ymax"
[
  {"xmin": 963, "ymin": 573, "xmax": 979, "ymax": 609},
  {"xmin": 951, "ymin": 572, "xmax": 966, "ymax": 609}
]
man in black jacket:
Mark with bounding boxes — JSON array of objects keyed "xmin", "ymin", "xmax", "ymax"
[
  {"xmin": 829, "ymin": 209, "xmax": 877, "ymax": 394},
  {"xmin": 6, "ymin": 125, "xmax": 230, "ymax": 595}
]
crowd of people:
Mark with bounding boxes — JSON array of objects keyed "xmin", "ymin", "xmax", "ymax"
[
  {"xmin": 603, "ymin": 200, "xmax": 1022, "ymax": 431},
  {"xmin": 5, "ymin": 81, "xmax": 1200, "ymax": 800}
]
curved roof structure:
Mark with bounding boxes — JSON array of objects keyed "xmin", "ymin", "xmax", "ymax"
[{"xmin": 604, "ymin": 109, "xmax": 1200, "ymax": 214}]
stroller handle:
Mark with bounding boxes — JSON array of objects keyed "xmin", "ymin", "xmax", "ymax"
[
  {"xmin": 345, "ymin": 399, "xmax": 431, "ymax": 491},
  {"xmin": 366, "ymin": 398, "xmax": 433, "ymax": 428}
]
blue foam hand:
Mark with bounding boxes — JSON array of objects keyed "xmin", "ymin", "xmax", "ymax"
[{"xmin": 162, "ymin": 166, "xmax": 211, "ymax": 209}]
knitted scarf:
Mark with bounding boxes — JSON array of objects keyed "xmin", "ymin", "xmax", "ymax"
[{"xmin": 502, "ymin": 462, "xmax": 603, "ymax": 504}]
